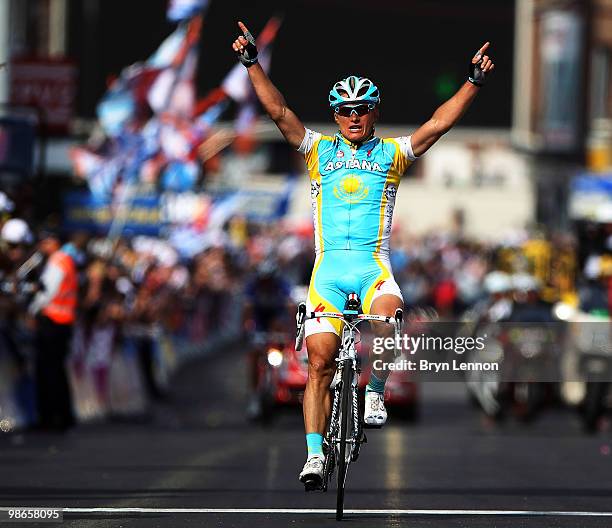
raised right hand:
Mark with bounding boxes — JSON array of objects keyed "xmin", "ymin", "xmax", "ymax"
[{"xmin": 232, "ymin": 21, "xmax": 259, "ymax": 67}]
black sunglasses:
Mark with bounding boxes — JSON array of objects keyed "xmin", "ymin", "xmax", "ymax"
[{"xmin": 335, "ymin": 104, "xmax": 375, "ymax": 117}]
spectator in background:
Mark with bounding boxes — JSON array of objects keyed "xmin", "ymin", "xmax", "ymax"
[
  {"xmin": 580, "ymin": 255, "xmax": 612, "ymax": 315},
  {"xmin": 0, "ymin": 219, "xmax": 36, "ymax": 417},
  {"xmin": 28, "ymin": 230, "xmax": 83, "ymax": 431},
  {"xmin": 243, "ymin": 259, "xmax": 293, "ymax": 335},
  {"xmin": 243, "ymin": 258, "xmax": 294, "ymax": 419},
  {"xmin": 1, "ymin": 218, "xmax": 33, "ymax": 266},
  {"xmin": 72, "ymin": 255, "xmax": 127, "ymax": 414}
]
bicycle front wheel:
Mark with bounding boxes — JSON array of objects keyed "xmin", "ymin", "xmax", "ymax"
[{"xmin": 336, "ymin": 359, "xmax": 354, "ymax": 521}]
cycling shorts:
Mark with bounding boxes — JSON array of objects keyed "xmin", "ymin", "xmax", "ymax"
[{"xmin": 305, "ymin": 250, "xmax": 403, "ymax": 338}]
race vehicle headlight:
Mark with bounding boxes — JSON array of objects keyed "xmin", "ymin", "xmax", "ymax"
[
  {"xmin": 553, "ymin": 302, "xmax": 575, "ymax": 321},
  {"xmin": 267, "ymin": 348, "xmax": 283, "ymax": 367}
]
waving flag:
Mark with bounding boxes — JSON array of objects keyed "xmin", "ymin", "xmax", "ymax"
[
  {"xmin": 148, "ymin": 16, "xmax": 202, "ymax": 115},
  {"xmin": 75, "ymin": 14, "xmax": 204, "ymax": 197},
  {"xmin": 97, "ymin": 64, "xmax": 162, "ymax": 138},
  {"xmin": 97, "ymin": 16, "xmax": 203, "ymax": 138},
  {"xmin": 72, "ymin": 7, "xmax": 284, "ymax": 219},
  {"xmin": 97, "ymin": 16, "xmax": 202, "ymax": 138},
  {"xmin": 167, "ymin": 0, "xmax": 209, "ymax": 22},
  {"xmin": 70, "ymin": 147, "xmax": 120, "ymax": 198}
]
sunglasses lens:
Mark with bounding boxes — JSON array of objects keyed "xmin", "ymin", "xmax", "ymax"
[{"xmin": 336, "ymin": 104, "xmax": 372, "ymax": 117}]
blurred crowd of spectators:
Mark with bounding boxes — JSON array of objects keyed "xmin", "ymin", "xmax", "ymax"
[
  {"xmin": 391, "ymin": 225, "xmax": 611, "ymax": 317},
  {"xmin": 0, "ymin": 193, "xmax": 316, "ymax": 430},
  {"xmin": 1, "ymin": 182, "xmax": 610, "ymax": 431}
]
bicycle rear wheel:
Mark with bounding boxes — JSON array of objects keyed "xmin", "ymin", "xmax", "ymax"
[{"xmin": 336, "ymin": 359, "xmax": 354, "ymax": 521}]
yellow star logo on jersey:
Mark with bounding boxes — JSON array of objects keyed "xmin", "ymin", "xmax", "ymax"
[{"xmin": 334, "ymin": 175, "xmax": 369, "ymax": 203}]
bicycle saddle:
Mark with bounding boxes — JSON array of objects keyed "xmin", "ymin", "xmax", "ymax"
[{"xmin": 336, "ymin": 275, "xmax": 362, "ymax": 315}]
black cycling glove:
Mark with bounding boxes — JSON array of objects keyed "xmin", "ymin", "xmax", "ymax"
[
  {"xmin": 468, "ymin": 57, "xmax": 487, "ymax": 87},
  {"xmin": 238, "ymin": 29, "xmax": 259, "ymax": 67}
]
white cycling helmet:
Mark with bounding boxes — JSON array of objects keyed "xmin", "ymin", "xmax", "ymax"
[{"xmin": 328, "ymin": 76, "xmax": 380, "ymax": 108}]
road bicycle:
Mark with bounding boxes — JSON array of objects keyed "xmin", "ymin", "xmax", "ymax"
[{"xmin": 295, "ymin": 282, "xmax": 402, "ymax": 521}]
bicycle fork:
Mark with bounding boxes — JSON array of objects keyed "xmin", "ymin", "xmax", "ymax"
[{"xmin": 323, "ymin": 332, "xmax": 363, "ymax": 490}]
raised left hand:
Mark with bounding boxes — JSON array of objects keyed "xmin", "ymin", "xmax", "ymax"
[{"xmin": 468, "ymin": 42, "xmax": 495, "ymax": 87}]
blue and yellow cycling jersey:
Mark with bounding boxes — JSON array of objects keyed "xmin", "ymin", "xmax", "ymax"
[
  {"xmin": 299, "ymin": 129, "xmax": 417, "ymax": 336},
  {"xmin": 298, "ymin": 129, "xmax": 417, "ymax": 256}
]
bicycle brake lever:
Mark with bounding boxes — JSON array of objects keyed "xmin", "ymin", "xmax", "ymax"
[
  {"xmin": 394, "ymin": 308, "xmax": 403, "ymax": 357},
  {"xmin": 296, "ymin": 302, "xmax": 306, "ymax": 325},
  {"xmin": 295, "ymin": 302, "xmax": 307, "ymax": 351},
  {"xmin": 394, "ymin": 308, "xmax": 403, "ymax": 329}
]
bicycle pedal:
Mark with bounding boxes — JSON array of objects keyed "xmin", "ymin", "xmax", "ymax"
[
  {"xmin": 302, "ymin": 477, "xmax": 323, "ymax": 492},
  {"xmin": 362, "ymin": 422, "xmax": 383, "ymax": 430}
]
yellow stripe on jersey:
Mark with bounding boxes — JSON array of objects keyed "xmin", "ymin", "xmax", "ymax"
[
  {"xmin": 373, "ymin": 139, "xmax": 402, "ymax": 254},
  {"xmin": 308, "ymin": 253, "xmax": 343, "ymax": 334},
  {"xmin": 386, "ymin": 137, "xmax": 414, "ymax": 176},
  {"xmin": 305, "ymin": 134, "xmax": 334, "ymax": 172},
  {"xmin": 307, "ymin": 138, "xmax": 324, "ymax": 253},
  {"xmin": 362, "ymin": 254, "xmax": 392, "ymax": 314}
]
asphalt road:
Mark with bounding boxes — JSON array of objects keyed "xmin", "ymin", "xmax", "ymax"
[{"xmin": 1, "ymin": 343, "xmax": 612, "ymax": 528}]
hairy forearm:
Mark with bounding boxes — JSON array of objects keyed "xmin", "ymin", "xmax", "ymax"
[
  {"xmin": 247, "ymin": 63, "xmax": 289, "ymax": 122},
  {"xmin": 431, "ymin": 81, "xmax": 480, "ymax": 134}
]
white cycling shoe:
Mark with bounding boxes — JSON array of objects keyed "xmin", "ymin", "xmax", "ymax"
[
  {"xmin": 299, "ymin": 455, "xmax": 324, "ymax": 491},
  {"xmin": 364, "ymin": 391, "xmax": 387, "ymax": 428}
]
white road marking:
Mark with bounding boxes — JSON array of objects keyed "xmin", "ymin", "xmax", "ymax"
[{"xmin": 1, "ymin": 508, "xmax": 608, "ymax": 517}]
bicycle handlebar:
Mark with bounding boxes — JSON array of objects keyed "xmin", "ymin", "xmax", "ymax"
[
  {"xmin": 295, "ymin": 301, "xmax": 403, "ymax": 351},
  {"xmin": 303, "ymin": 311, "xmax": 399, "ymax": 325}
]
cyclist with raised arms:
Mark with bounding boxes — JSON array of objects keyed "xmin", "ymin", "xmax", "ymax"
[{"xmin": 232, "ymin": 21, "xmax": 495, "ymax": 489}]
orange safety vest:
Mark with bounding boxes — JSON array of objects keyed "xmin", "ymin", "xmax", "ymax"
[{"xmin": 42, "ymin": 251, "xmax": 78, "ymax": 325}]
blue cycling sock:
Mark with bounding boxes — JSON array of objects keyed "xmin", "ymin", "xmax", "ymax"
[
  {"xmin": 306, "ymin": 433, "xmax": 324, "ymax": 457},
  {"xmin": 366, "ymin": 373, "xmax": 386, "ymax": 394}
]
